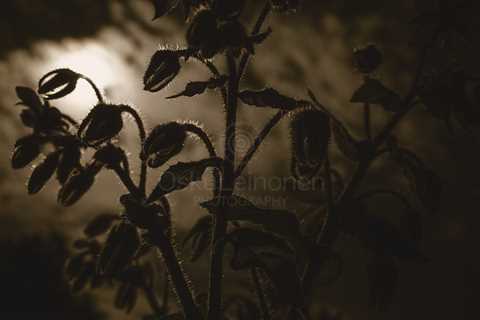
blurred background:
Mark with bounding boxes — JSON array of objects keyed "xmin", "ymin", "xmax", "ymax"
[{"xmin": 0, "ymin": 0, "xmax": 475, "ymax": 319}]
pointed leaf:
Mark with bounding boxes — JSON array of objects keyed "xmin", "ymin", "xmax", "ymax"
[
  {"xmin": 149, "ymin": 157, "xmax": 223, "ymax": 200},
  {"xmin": 351, "ymin": 78, "xmax": 403, "ymax": 112},
  {"xmin": 239, "ymin": 88, "xmax": 303, "ymax": 110}
]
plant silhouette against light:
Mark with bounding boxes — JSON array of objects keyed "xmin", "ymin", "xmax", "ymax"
[{"xmin": 10, "ymin": 0, "xmax": 479, "ymax": 319}]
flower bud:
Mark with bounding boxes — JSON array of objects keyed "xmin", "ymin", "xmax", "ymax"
[
  {"xmin": 11, "ymin": 135, "xmax": 42, "ymax": 169},
  {"xmin": 354, "ymin": 44, "xmax": 383, "ymax": 74},
  {"xmin": 38, "ymin": 68, "xmax": 80, "ymax": 100},
  {"xmin": 142, "ymin": 122, "xmax": 187, "ymax": 168},
  {"xmin": 80, "ymin": 104, "xmax": 123, "ymax": 146},
  {"xmin": 57, "ymin": 166, "xmax": 95, "ymax": 206},
  {"xmin": 56, "ymin": 144, "xmax": 82, "ymax": 184},
  {"xmin": 93, "ymin": 144, "xmax": 125, "ymax": 169},
  {"xmin": 144, "ymin": 50, "xmax": 181, "ymax": 92},
  {"xmin": 186, "ymin": 9, "xmax": 222, "ymax": 58},
  {"xmin": 218, "ymin": 20, "xmax": 249, "ymax": 52},
  {"xmin": 28, "ymin": 150, "xmax": 61, "ymax": 194}
]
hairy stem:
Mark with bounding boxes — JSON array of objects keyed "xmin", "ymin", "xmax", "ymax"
[
  {"xmin": 81, "ymin": 76, "xmax": 104, "ymax": 103},
  {"xmin": 235, "ymin": 110, "xmax": 287, "ymax": 178},
  {"xmin": 150, "ymin": 231, "xmax": 202, "ymax": 320},
  {"xmin": 238, "ymin": 2, "xmax": 272, "ymax": 80},
  {"xmin": 183, "ymin": 123, "xmax": 221, "ymax": 197},
  {"xmin": 207, "ymin": 52, "xmax": 238, "ymax": 320},
  {"xmin": 120, "ymin": 105, "xmax": 147, "ymax": 197}
]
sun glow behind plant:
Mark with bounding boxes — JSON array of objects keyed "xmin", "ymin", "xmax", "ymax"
[{"xmin": 36, "ymin": 41, "xmax": 126, "ymax": 118}]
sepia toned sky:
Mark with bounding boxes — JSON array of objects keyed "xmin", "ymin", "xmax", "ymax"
[{"xmin": 0, "ymin": 1, "xmax": 474, "ymax": 319}]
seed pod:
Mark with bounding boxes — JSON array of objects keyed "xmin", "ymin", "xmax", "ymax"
[
  {"xmin": 57, "ymin": 166, "xmax": 95, "ymax": 206},
  {"xmin": 79, "ymin": 104, "xmax": 123, "ymax": 146},
  {"xmin": 38, "ymin": 68, "xmax": 80, "ymax": 100},
  {"xmin": 144, "ymin": 50, "xmax": 181, "ymax": 92},
  {"xmin": 354, "ymin": 44, "xmax": 383, "ymax": 74},
  {"xmin": 98, "ymin": 222, "xmax": 140, "ymax": 276},
  {"xmin": 11, "ymin": 135, "xmax": 42, "ymax": 169},
  {"xmin": 28, "ymin": 150, "xmax": 61, "ymax": 194},
  {"xmin": 142, "ymin": 122, "xmax": 187, "ymax": 168}
]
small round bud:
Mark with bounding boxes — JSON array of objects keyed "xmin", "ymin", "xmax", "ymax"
[{"xmin": 354, "ymin": 44, "xmax": 383, "ymax": 74}]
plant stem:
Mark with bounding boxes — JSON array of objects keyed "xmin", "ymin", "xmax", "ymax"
[
  {"xmin": 120, "ymin": 105, "xmax": 148, "ymax": 197},
  {"xmin": 238, "ymin": 2, "xmax": 272, "ymax": 81},
  {"xmin": 150, "ymin": 230, "xmax": 203, "ymax": 320},
  {"xmin": 183, "ymin": 123, "xmax": 221, "ymax": 197},
  {"xmin": 364, "ymin": 102, "xmax": 372, "ymax": 141},
  {"xmin": 207, "ymin": 52, "xmax": 238, "ymax": 320},
  {"xmin": 81, "ymin": 76, "xmax": 104, "ymax": 103},
  {"xmin": 251, "ymin": 267, "xmax": 271, "ymax": 320},
  {"xmin": 235, "ymin": 110, "xmax": 287, "ymax": 178},
  {"xmin": 113, "ymin": 166, "xmax": 143, "ymax": 199}
]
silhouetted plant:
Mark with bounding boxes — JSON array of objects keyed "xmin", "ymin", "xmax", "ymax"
[{"xmin": 9, "ymin": 0, "xmax": 479, "ymax": 319}]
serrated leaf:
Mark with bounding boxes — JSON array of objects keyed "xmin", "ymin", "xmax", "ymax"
[
  {"xmin": 239, "ymin": 88, "xmax": 303, "ymax": 110},
  {"xmin": 351, "ymin": 78, "xmax": 403, "ymax": 112},
  {"xmin": 149, "ymin": 157, "xmax": 223, "ymax": 200},
  {"xmin": 331, "ymin": 120, "xmax": 360, "ymax": 161}
]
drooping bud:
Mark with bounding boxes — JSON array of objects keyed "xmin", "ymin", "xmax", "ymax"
[
  {"xmin": 93, "ymin": 144, "xmax": 125, "ymax": 169},
  {"xmin": 79, "ymin": 104, "xmax": 124, "ymax": 146},
  {"xmin": 290, "ymin": 110, "xmax": 330, "ymax": 179},
  {"xmin": 354, "ymin": 44, "xmax": 383, "ymax": 74},
  {"xmin": 141, "ymin": 122, "xmax": 187, "ymax": 168},
  {"xmin": 11, "ymin": 135, "xmax": 42, "ymax": 169},
  {"xmin": 57, "ymin": 166, "xmax": 95, "ymax": 206},
  {"xmin": 144, "ymin": 50, "xmax": 181, "ymax": 92},
  {"xmin": 28, "ymin": 150, "xmax": 61, "ymax": 194},
  {"xmin": 38, "ymin": 68, "xmax": 80, "ymax": 100},
  {"xmin": 56, "ymin": 143, "xmax": 82, "ymax": 185}
]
